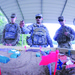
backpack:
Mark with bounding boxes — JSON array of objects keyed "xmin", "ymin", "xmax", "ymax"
[
  {"xmin": 27, "ymin": 24, "xmax": 47, "ymax": 45},
  {"xmin": 4, "ymin": 23, "xmax": 18, "ymax": 40}
]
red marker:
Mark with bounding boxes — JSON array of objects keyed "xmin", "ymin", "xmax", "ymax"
[
  {"xmin": 24, "ymin": 46, "xmax": 27, "ymax": 52},
  {"xmin": 40, "ymin": 46, "xmax": 42, "ymax": 52},
  {"xmin": 0, "ymin": 68, "xmax": 1, "ymax": 75}
]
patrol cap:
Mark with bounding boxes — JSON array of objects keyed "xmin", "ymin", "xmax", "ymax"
[
  {"xmin": 58, "ymin": 16, "xmax": 64, "ymax": 21},
  {"xmin": 35, "ymin": 14, "xmax": 43, "ymax": 18},
  {"xmin": 11, "ymin": 13, "xmax": 16, "ymax": 18}
]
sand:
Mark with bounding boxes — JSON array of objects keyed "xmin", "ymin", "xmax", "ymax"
[{"xmin": 0, "ymin": 50, "xmax": 51, "ymax": 75}]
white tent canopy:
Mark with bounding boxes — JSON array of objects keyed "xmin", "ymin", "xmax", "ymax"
[{"xmin": 0, "ymin": 0, "xmax": 75, "ymax": 25}]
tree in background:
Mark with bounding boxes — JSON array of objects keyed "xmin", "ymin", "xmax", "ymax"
[{"xmin": 0, "ymin": 11, "xmax": 8, "ymax": 44}]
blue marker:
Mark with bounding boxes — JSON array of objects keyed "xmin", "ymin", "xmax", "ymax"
[
  {"xmin": 68, "ymin": 50, "xmax": 71, "ymax": 56},
  {"xmin": 36, "ymin": 53, "xmax": 40, "ymax": 57},
  {"xmin": 0, "ymin": 55, "xmax": 10, "ymax": 63}
]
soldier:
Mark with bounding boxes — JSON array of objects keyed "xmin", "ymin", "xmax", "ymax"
[
  {"xmin": 20, "ymin": 14, "xmax": 53, "ymax": 47},
  {"xmin": 2, "ymin": 13, "xmax": 21, "ymax": 46},
  {"xmin": 54, "ymin": 16, "xmax": 75, "ymax": 49}
]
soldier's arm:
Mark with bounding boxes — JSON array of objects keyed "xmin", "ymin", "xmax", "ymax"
[
  {"xmin": 27, "ymin": 24, "xmax": 33, "ymax": 34},
  {"xmin": 2, "ymin": 25, "xmax": 7, "ymax": 45},
  {"xmin": 46, "ymin": 28, "xmax": 53, "ymax": 47},
  {"xmin": 64, "ymin": 27, "xmax": 75, "ymax": 41},
  {"xmin": 53, "ymin": 30, "xmax": 59, "ymax": 41},
  {"xmin": 20, "ymin": 25, "xmax": 30, "ymax": 34},
  {"xmin": 20, "ymin": 24, "xmax": 33, "ymax": 34}
]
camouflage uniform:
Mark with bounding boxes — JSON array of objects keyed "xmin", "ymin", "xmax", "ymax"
[
  {"xmin": 54, "ymin": 26, "xmax": 75, "ymax": 49},
  {"xmin": 2, "ymin": 23, "xmax": 21, "ymax": 46},
  {"xmin": 21, "ymin": 23, "xmax": 53, "ymax": 47}
]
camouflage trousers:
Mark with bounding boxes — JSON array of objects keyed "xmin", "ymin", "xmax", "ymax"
[{"xmin": 58, "ymin": 41, "xmax": 72, "ymax": 49}]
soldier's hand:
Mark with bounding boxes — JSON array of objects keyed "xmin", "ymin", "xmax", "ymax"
[
  {"xmin": 9, "ymin": 44, "xmax": 12, "ymax": 46},
  {"xmin": 6, "ymin": 44, "xmax": 8, "ymax": 46},
  {"xmin": 19, "ymin": 20, "xmax": 25, "ymax": 28},
  {"xmin": 64, "ymin": 32, "xmax": 69, "ymax": 36},
  {"xmin": 6, "ymin": 44, "xmax": 12, "ymax": 46}
]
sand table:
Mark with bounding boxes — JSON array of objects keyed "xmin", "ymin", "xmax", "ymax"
[{"xmin": 1, "ymin": 47, "xmax": 75, "ymax": 75}]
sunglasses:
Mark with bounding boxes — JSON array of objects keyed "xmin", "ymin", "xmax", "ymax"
[
  {"xmin": 36, "ymin": 16, "xmax": 42, "ymax": 19},
  {"xmin": 58, "ymin": 20, "xmax": 63, "ymax": 22}
]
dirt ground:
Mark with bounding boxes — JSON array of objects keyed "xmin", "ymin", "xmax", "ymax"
[{"xmin": 0, "ymin": 50, "xmax": 51, "ymax": 75}]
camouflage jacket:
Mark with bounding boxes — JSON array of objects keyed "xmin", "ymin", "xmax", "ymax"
[
  {"xmin": 2, "ymin": 23, "xmax": 21, "ymax": 46},
  {"xmin": 54, "ymin": 26, "xmax": 75, "ymax": 43}
]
